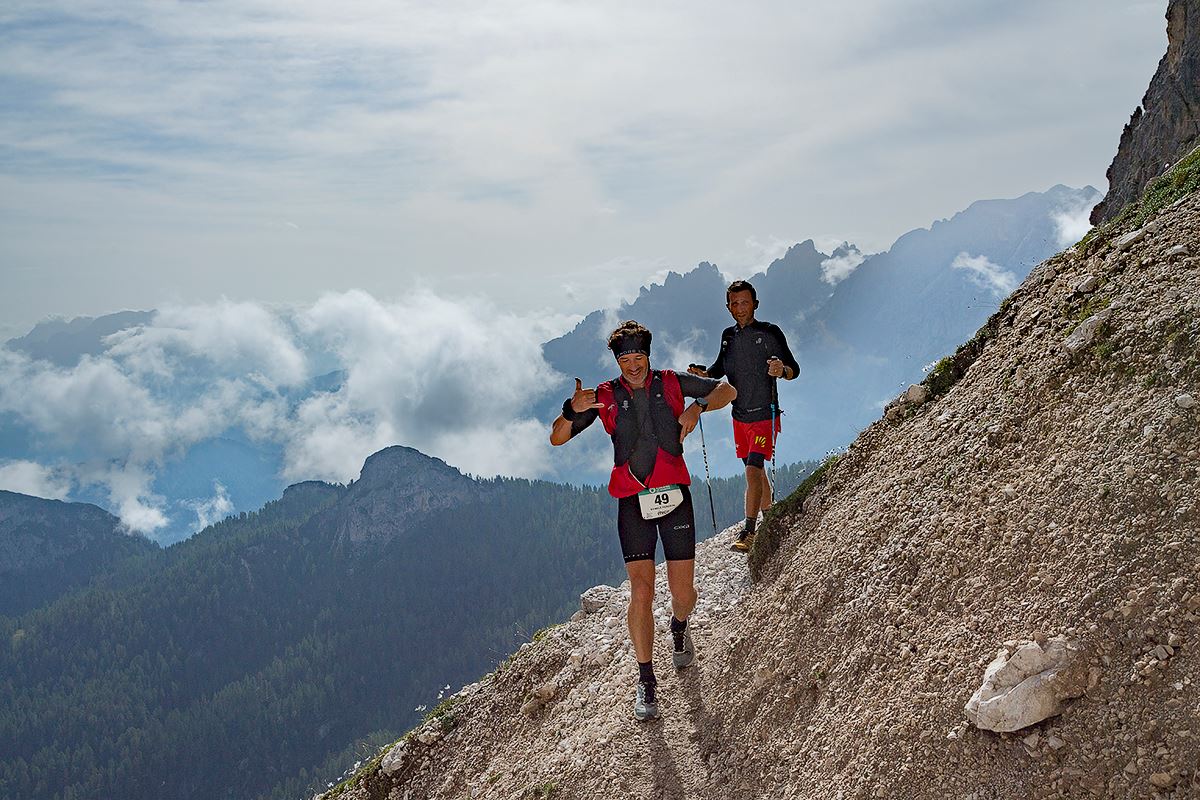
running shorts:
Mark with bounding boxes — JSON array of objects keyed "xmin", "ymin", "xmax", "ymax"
[
  {"xmin": 733, "ymin": 417, "xmax": 781, "ymax": 460},
  {"xmin": 616, "ymin": 485, "xmax": 696, "ymax": 563}
]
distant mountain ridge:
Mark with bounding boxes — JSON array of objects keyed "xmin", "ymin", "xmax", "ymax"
[{"xmin": 4, "ymin": 310, "xmax": 155, "ymax": 367}]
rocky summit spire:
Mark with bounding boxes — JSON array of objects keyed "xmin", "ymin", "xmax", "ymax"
[{"xmin": 1092, "ymin": 0, "xmax": 1199, "ymax": 224}]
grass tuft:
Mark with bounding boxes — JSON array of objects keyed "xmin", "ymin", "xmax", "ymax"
[
  {"xmin": 750, "ymin": 457, "xmax": 836, "ymax": 582},
  {"xmin": 1080, "ymin": 143, "xmax": 1200, "ymax": 256}
]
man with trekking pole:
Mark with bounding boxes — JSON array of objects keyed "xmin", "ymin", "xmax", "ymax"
[
  {"xmin": 689, "ymin": 280, "xmax": 799, "ymax": 553},
  {"xmin": 550, "ymin": 320, "xmax": 735, "ymax": 721}
]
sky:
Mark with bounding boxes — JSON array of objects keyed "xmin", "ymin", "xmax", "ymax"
[
  {"xmin": 0, "ymin": 1, "xmax": 1175, "ymax": 534},
  {"xmin": 0, "ymin": 0, "xmax": 1169, "ymax": 340}
]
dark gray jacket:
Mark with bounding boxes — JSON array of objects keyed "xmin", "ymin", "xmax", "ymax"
[{"xmin": 705, "ymin": 320, "xmax": 798, "ymax": 422}]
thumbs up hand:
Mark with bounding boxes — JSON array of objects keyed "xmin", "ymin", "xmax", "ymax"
[{"xmin": 571, "ymin": 377, "xmax": 604, "ymax": 413}]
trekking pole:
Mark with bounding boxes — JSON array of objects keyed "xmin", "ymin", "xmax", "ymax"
[
  {"xmin": 769, "ymin": 362, "xmax": 779, "ymax": 489},
  {"xmin": 696, "ymin": 411, "xmax": 719, "ymax": 536}
]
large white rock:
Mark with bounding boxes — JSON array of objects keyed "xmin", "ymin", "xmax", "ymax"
[
  {"xmin": 1115, "ymin": 221, "xmax": 1158, "ymax": 251},
  {"xmin": 964, "ymin": 636, "xmax": 1088, "ymax": 732}
]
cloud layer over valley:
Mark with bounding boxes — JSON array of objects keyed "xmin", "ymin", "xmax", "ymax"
[{"xmin": 0, "ymin": 292, "xmax": 576, "ymax": 536}]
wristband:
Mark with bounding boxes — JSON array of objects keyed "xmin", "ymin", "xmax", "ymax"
[
  {"xmin": 695, "ymin": 397, "xmax": 709, "ymax": 411},
  {"xmin": 562, "ymin": 398, "xmax": 581, "ymax": 421}
]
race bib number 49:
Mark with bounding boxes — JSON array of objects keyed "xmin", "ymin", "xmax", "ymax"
[{"xmin": 638, "ymin": 485, "xmax": 683, "ymax": 520}]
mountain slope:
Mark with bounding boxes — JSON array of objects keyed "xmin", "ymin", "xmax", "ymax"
[{"xmin": 319, "ymin": 146, "xmax": 1200, "ymax": 800}]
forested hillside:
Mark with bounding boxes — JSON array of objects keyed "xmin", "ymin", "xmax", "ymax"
[
  {"xmin": 0, "ymin": 491, "xmax": 158, "ymax": 616},
  {"xmin": 0, "ymin": 446, "xmax": 814, "ymax": 800}
]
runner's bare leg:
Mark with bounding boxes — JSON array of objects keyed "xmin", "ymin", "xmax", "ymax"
[
  {"xmin": 625, "ymin": 559, "xmax": 656, "ymax": 662},
  {"xmin": 665, "ymin": 558, "xmax": 697, "ymax": 622}
]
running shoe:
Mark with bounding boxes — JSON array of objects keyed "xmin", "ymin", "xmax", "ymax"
[
  {"xmin": 730, "ymin": 531, "xmax": 754, "ymax": 552},
  {"xmin": 672, "ymin": 624, "xmax": 695, "ymax": 669},
  {"xmin": 633, "ymin": 681, "xmax": 659, "ymax": 721}
]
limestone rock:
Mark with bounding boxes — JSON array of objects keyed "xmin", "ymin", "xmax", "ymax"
[
  {"xmin": 380, "ymin": 741, "xmax": 410, "ymax": 776},
  {"xmin": 964, "ymin": 636, "xmax": 1088, "ymax": 732},
  {"xmin": 1090, "ymin": 0, "xmax": 1199, "ymax": 224},
  {"xmin": 580, "ymin": 585, "xmax": 618, "ymax": 614},
  {"xmin": 905, "ymin": 384, "xmax": 930, "ymax": 405},
  {"xmin": 414, "ymin": 724, "xmax": 443, "ymax": 746},
  {"xmin": 1114, "ymin": 223, "xmax": 1159, "ymax": 252},
  {"xmin": 1151, "ymin": 771, "xmax": 1178, "ymax": 789},
  {"xmin": 1062, "ymin": 310, "xmax": 1113, "ymax": 356}
]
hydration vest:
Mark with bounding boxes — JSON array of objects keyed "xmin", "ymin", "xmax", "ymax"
[{"xmin": 596, "ymin": 369, "xmax": 691, "ymax": 498}]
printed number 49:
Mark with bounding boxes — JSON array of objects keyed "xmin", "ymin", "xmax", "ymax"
[{"xmin": 655, "ymin": 493, "xmax": 669, "ymax": 505}]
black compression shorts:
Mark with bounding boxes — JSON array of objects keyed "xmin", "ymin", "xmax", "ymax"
[{"xmin": 616, "ymin": 485, "xmax": 696, "ymax": 563}]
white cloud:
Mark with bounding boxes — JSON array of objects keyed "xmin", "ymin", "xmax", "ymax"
[
  {"xmin": 820, "ymin": 248, "xmax": 866, "ymax": 286},
  {"xmin": 105, "ymin": 299, "xmax": 308, "ymax": 387},
  {"xmin": 0, "ymin": 2, "xmax": 1167, "ymax": 333},
  {"xmin": 0, "ymin": 290, "xmax": 569, "ymax": 532},
  {"xmin": 657, "ymin": 327, "xmax": 710, "ymax": 373},
  {"xmin": 96, "ymin": 461, "xmax": 171, "ymax": 535},
  {"xmin": 950, "ymin": 252, "xmax": 1017, "ymax": 297},
  {"xmin": 183, "ymin": 481, "xmax": 235, "ymax": 531},
  {"xmin": 288, "ymin": 289, "xmax": 564, "ymax": 483},
  {"xmin": 1052, "ymin": 203, "xmax": 1095, "ymax": 248},
  {"xmin": 0, "ymin": 460, "xmax": 72, "ymax": 500}
]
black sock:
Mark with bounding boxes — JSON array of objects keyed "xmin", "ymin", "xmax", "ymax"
[
  {"xmin": 638, "ymin": 660, "xmax": 656, "ymax": 685},
  {"xmin": 670, "ymin": 616, "xmax": 687, "ymax": 633},
  {"xmin": 744, "ymin": 516, "xmax": 757, "ymax": 536}
]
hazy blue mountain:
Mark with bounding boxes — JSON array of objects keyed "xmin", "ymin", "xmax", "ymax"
[
  {"xmin": 788, "ymin": 184, "xmax": 1100, "ymax": 456},
  {"xmin": 4, "ymin": 310, "xmax": 155, "ymax": 367},
  {"xmin": 543, "ymin": 241, "xmax": 833, "ymax": 390},
  {"xmin": 541, "ymin": 185, "xmax": 1099, "ymax": 472},
  {"xmin": 0, "ymin": 490, "xmax": 158, "ymax": 616}
]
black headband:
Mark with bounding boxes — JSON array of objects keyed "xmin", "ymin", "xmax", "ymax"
[{"xmin": 609, "ymin": 333, "xmax": 650, "ymax": 359}]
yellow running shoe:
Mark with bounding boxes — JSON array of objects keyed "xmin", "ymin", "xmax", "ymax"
[{"xmin": 730, "ymin": 531, "xmax": 754, "ymax": 552}]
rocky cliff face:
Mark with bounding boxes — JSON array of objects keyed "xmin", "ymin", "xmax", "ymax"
[
  {"xmin": 318, "ymin": 124, "xmax": 1200, "ymax": 800},
  {"xmin": 1092, "ymin": 0, "xmax": 1199, "ymax": 224},
  {"xmin": 313, "ymin": 445, "xmax": 486, "ymax": 550}
]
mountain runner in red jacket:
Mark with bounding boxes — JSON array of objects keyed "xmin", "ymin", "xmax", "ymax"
[{"xmin": 551, "ymin": 320, "xmax": 735, "ymax": 720}]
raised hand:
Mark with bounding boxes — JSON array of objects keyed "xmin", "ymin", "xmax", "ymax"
[
  {"xmin": 766, "ymin": 357, "xmax": 785, "ymax": 378},
  {"xmin": 571, "ymin": 377, "xmax": 604, "ymax": 413}
]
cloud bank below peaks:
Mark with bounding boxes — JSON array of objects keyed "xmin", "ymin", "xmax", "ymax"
[{"xmin": 0, "ymin": 292, "xmax": 570, "ymax": 534}]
